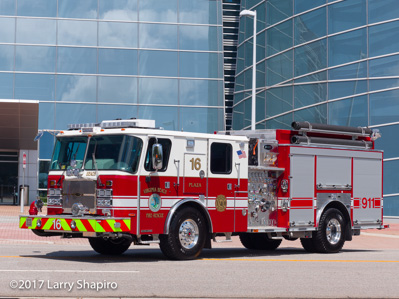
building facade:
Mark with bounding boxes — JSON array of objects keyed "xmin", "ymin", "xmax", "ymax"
[
  {"xmin": 0, "ymin": 0, "xmax": 225, "ymax": 204},
  {"xmin": 232, "ymin": 0, "xmax": 399, "ymax": 215}
]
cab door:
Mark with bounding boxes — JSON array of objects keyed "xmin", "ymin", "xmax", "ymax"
[{"xmin": 183, "ymin": 138, "xmax": 207, "ymax": 195}]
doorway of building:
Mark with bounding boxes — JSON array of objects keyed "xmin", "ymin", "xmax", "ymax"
[{"xmin": 0, "ymin": 151, "xmax": 18, "ymax": 204}]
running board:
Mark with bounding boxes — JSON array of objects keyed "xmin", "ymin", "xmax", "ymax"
[{"xmin": 212, "ymin": 232, "xmax": 232, "ymax": 243}]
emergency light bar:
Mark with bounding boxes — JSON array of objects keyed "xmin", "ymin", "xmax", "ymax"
[
  {"xmin": 68, "ymin": 123, "xmax": 99, "ymax": 130},
  {"xmin": 101, "ymin": 119, "xmax": 155, "ymax": 129},
  {"xmin": 67, "ymin": 119, "xmax": 156, "ymax": 130}
]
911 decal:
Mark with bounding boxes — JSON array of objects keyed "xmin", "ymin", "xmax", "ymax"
[{"xmin": 354, "ymin": 198, "xmax": 381, "ymax": 209}]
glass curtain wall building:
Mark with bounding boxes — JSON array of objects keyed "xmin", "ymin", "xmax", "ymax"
[
  {"xmin": 233, "ymin": 0, "xmax": 399, "ymax": 215},
  {"xmin": 0, "ymin": 0, "xmax": 224, "ymax": 202}
]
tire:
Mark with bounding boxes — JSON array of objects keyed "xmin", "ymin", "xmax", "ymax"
[
  {"xmin": 159, "ymin": 207, "xmax": 206, "ymax": 260},
  {"xmin": 240, "ymin": 233, "xmax": 282, "ymax": 250},
  {"xmin": 88, "ymin": 237, "xmax": 131, "ymax": 255},
  {"xmin": 313, "ymin": 208, "xmax": 346, "ymax": 253},
  {"xmin": 300, "ymin": 238, "xmax": 317, "ymax": 253},
  {"xmin": 239, "ymin": 233, "xmax": 257, "ymax": 249}
]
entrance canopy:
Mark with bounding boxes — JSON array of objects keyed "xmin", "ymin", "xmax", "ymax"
[{"xmin": 0, "ymin": 100, "xmax": 38, "ymax": 150}]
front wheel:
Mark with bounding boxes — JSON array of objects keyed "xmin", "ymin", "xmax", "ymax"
[
  {"xmin": 88, "ymin": 237, "xmax": 131, "ymax": 255},
  {"xmin": 313, "ymin": 208, "xmax": 346, "ymax": 253},
  {"xmin": 159, "ymin": 207, "xmax": 206, "ymax": 260}
]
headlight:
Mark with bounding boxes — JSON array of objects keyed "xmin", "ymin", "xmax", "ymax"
[
  {"xmin": 97, "ymin": 189, "xmax": 112, "ymax": 197},
  {"xmin": 48, "ymin": 198, "xmax": 62, "ymax": 205},
  {"xmin": 48, "ymin": 188, "xmax": 62, "ymax": 196},
  {"xmin": 97, "ymin": 199, "xmax": 112, "ymax": 207}
]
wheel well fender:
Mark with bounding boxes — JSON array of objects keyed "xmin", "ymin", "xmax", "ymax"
[
  {"xmin": 163, "ymin": 198, "xmax": 213, "ymax": 234},
  {"xmin": 317, "ymin": 201, "xmax": 351, "ymax": 227}
]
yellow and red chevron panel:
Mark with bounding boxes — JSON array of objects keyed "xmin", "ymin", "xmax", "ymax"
[{"xmin": 19, "ymin": 216, "xmax": 131, "ymax": 233}]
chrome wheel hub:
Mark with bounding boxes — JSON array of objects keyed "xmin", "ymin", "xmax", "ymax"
[
  {"xmin": 179, "ymin": 219, "xmax": 199, "ymax": 249},
  {"xmin": 326, "ymin": 218, "xmax": 341, "ymax": 245}
]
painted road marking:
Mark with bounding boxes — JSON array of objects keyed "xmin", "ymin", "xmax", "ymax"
[
  {"xmin": 0, "ymin": 269, "xmax": 139, "ymax": 273},
  {"xmin": 203, "ymin": 258, "xmax": 399, "ymax": 263}
]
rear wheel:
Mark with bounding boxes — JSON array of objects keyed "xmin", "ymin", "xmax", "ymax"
[
  {"xmin": 159, "ymin": 207, "xmax": 206, "ymax": 260},
  {"xmin": 313, "ymin": 208, "xmax": 346, "ymax": 253},
  {"xmin": 88, "ymin": 237, "xmax": 131, "ymax": 255}
]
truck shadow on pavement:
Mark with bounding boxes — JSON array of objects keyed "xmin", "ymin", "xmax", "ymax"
[{"xmin": 20, "ymin": 246, "xmax": 379, "ymax": 263}]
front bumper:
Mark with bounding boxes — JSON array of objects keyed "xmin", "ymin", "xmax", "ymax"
[{"xmin": 20, "ymin": 215, "xmax": 131, "ymax": 233}]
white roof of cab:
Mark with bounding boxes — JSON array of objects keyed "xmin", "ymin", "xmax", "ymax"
[{"xmin": 58, "ymin": 127, "xmax": 249, "ymax": 142}]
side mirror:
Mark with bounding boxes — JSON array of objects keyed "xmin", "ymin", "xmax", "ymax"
[{"xmin": 152, "ymin": 143, "xmax": 163, "ymax": 170}]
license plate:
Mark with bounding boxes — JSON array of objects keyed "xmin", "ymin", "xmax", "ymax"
[{"xmin": 26, "ymin": 217, "xmax": 32, "ymax": 227}]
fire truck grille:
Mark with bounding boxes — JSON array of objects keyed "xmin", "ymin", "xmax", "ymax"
[{"xmin": 62, "ymin": 180, "xmax": 96, "ymax": 212}]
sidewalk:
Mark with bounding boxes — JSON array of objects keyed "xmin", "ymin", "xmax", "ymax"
[{"xmin": 1, "ymin": 205, "xmax": 398, "ymax": 246}]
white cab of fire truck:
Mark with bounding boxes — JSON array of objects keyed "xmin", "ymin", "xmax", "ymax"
[{"xmin": 20, "ymin": 119, "xmax": 387, "ymax": 260}]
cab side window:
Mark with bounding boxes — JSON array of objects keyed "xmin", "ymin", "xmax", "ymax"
[
  {"xmin": 210, "ymin": 142, "xmax": 232, "ymax": 174},
  {"xmin": 144, "ymin": 138, "xmax": 172, "ymax": 172}
]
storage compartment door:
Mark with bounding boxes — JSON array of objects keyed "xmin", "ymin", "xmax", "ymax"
[
  {"xmin": 290, "ymin": 154, "xmax": 314, "ymax": 226},
  {"xmin": 353, "ymin": 157, "xmax": 383, "ymax": 225}
]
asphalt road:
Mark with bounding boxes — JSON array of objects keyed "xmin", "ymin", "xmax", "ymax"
[{"xmin": 1, "ymin": 234, "xmax": 399, "ymax": 299}]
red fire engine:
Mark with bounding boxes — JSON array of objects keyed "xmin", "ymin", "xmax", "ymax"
[{"xmin": 20, "ymin": 119, "xmax": 387, "ymax": 259}]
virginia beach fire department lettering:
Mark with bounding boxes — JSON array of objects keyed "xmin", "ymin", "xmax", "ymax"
[
  {"xmin": 143, "ymin": 188, "xmax": 167, "ymax": 194},
  {"xmin": 146, "ymin": 213, "xmax": 164, "ymax": 218}
]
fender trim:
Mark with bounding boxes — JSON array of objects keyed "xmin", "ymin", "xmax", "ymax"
[{"xmin": 163, "ymin": 198, "xmax": 213, "ymax": 234}]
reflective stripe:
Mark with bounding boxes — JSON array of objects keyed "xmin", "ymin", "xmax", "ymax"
[
  {"xmin": 60, "ymin": 219, "xmax": 70, "ymax": 231},
  {"xmin": 42, "ymin": 218, "xmax": 54, "ymax": 230},
  {"xmin": 124, "ymin": 219, "xmax": 131, "ymax": 230},
  {"xmin": 30, "ymin": 218, "xmax": 37, "ymax": 229},
  {"xmin": 88, "ymin": 219, "xmax": 98, "ymax": 231},
  {"xmin": 95, "ymin": 221, "xmax": 106, "ymax": 233},
  {"xmin": 19, "ymin": 216, "xmax": 131, "ymax": 233},
  {"xmin": 75, "ymin": 219, "xmax": 87, "ymax": 232},
  {"xmin": 107, "ymin": 220, "xmax": 120, "ymax": 232},
  {"xmin": 19, "ymin": 217, "xmax": 25, "ymax": 228}
]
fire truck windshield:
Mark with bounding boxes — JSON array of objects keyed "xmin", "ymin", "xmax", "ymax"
[
  {"xmin": 85, "ymin": 135, "xmax": 143, "ymax": 173},
  {"xmin": 51, "ymin": 135, "xmax": 143, "ymax": 173},
  {"xmin": 51, "ymin": 136, "xmax": 87, "ymax": 170}
]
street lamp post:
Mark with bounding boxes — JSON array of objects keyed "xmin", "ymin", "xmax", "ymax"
[{"xmin": 239, "ymin": 9, "xmax": 257, "ymax": 130}]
